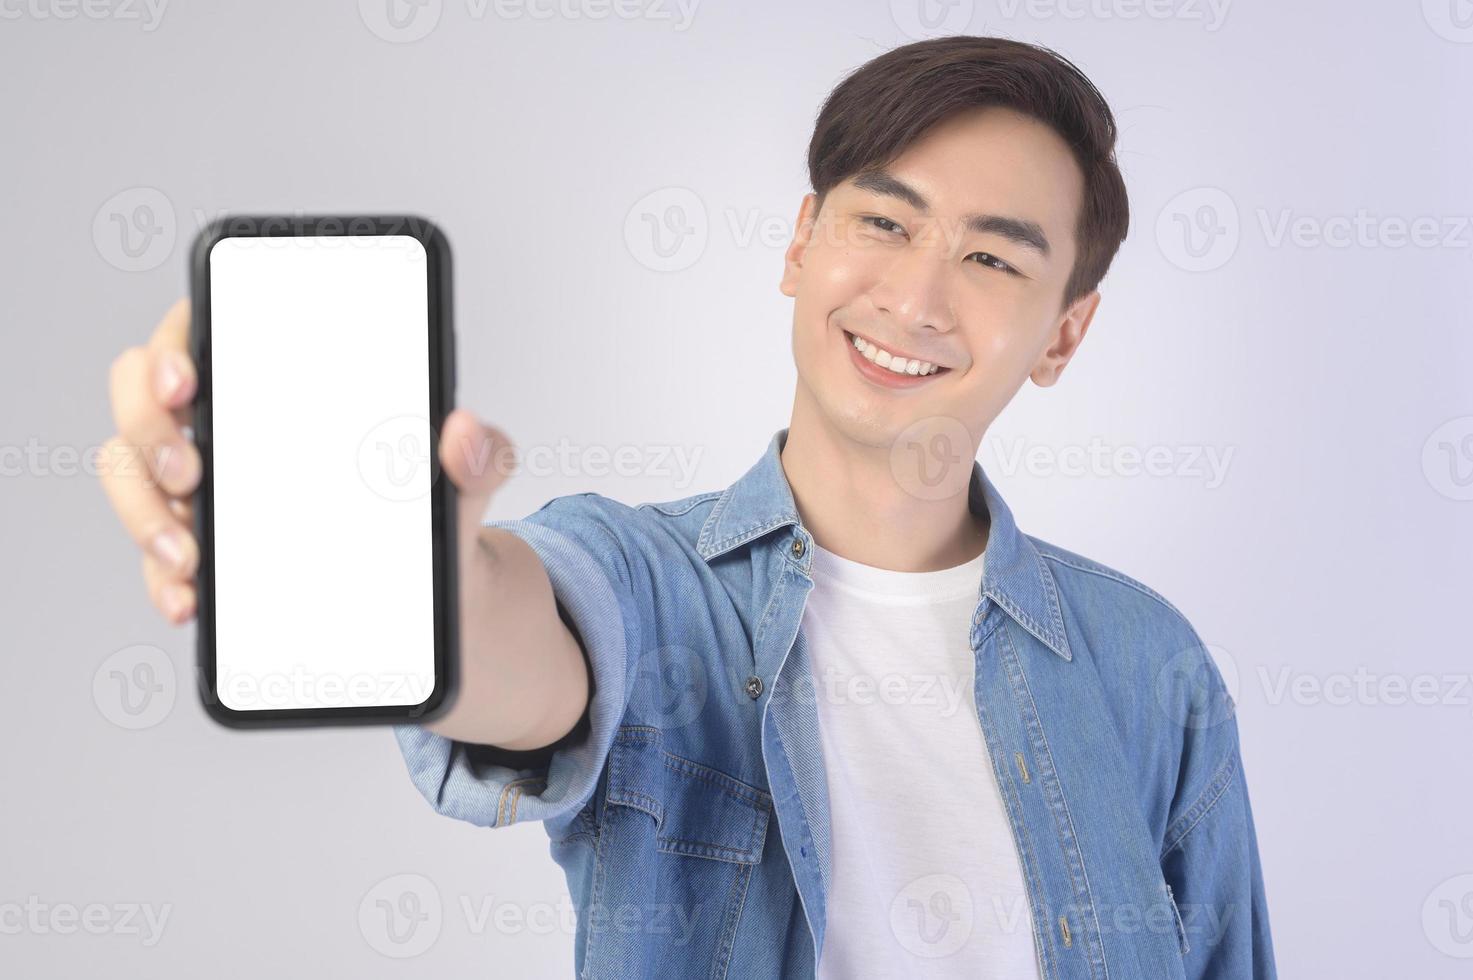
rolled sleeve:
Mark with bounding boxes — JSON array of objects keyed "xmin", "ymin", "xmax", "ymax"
[{"xmin": 394, "ymin": 493, "xmax": 645, "ymax": 831}]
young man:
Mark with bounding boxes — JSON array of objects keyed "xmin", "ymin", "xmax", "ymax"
[{"xmin": 103, "ymin": 35, "xmax": 1275, "ymax": 980}]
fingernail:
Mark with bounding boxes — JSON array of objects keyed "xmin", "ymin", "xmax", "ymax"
[
  {"xmin": 159, "ymin": 443, "xmax": 198, "ymax": 489},
  {"xmin": 152, "ymin": 529, "xmax": 187, "ymax": 571},
  {"xmin": 155, "ymin": 354, "xmax": 183, "ymax": 403},
  {"xmin": 162, "ymin": 583, "xmax": 191, "ymax": 621}
]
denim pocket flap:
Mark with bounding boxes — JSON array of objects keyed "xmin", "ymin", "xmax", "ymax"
[{"xmin": 607, "ymin": 727, "xmax": 772, "ymax": 865}]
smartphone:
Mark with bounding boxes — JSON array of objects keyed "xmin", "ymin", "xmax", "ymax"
[{"xmin": 189, "ymin": 215, "xmax": 457, "ymax": 727}]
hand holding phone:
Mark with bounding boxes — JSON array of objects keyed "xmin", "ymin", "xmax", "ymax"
[
  {"xmin": 101, "ymin": 218, "xmax": 590, "ymax": 742},
  {"xmin": 102, "ymin": 300, "xmax": 512, "ymax": 629}
]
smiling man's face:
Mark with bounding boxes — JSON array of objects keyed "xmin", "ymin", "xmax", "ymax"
[{"xmin": 781, "ymin": 105, "xmax": 1101, "ymax": 456}]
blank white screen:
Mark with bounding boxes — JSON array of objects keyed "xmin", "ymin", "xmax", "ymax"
[{"xmin": 209, "ymin": 235, "xmax": 436, "ymax": 711}]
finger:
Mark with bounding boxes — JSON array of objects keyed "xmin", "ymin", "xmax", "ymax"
[
  {"xmin": 148, "ymin": 298, "xmax": 197, "ymax": 416},
  {"xmin": 167, "ymin": 496, "xmax": 194, "ymax": 525},
  {"xmin": 109, "ymin": 344, "xmax": 199, "ymax": 497},
  {"xmin": 99, "ymin": 437, "xmax": 199, "ymax": 579},
  {"xmin": 437, "ymin": 409, "xmax": 515, "ymax": 541},
  {"xmin": 143, "ymin": 552, "xmax": 196, "ymax": 625}
]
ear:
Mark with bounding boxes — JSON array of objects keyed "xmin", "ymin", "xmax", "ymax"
[
  {"xmin": 779, "ymin": 193, "xmax": 821, "ymax": 298},
  {"xmin": 1030, "ymin": 289, "xmax": 1101, "ymax": 387}
]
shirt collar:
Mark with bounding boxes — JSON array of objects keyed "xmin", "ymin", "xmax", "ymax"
[{"xmin": 697, "ymin": 427, "xmax": 1072, "ymax": 661}]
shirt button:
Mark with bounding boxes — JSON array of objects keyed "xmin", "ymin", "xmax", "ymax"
[
  {"xmin": 745, "ymin": 675, "xmax": 764, "ymax": 699},
  {"xmin": 791, "ymin": 538, "xmax": 805, "ymax": 559}
]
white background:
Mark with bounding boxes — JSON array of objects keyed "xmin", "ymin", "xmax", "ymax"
[{"xmin": 2, "ymin": 2, "xmax": 1470, "ymax": 977}]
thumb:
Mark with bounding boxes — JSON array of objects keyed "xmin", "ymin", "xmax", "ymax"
[{"xmin": 438, "ymin": 409, "xmax": 516, "ymax": 536}]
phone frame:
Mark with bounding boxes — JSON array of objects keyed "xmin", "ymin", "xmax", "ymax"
[{"xmin": 189, "ymin": 214, "xmax": 458, "ymax": 728}]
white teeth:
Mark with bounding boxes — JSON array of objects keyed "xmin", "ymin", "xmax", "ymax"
[{"xmin": 849, "ymin": 332, "xmax": 940, "ymax": 376}]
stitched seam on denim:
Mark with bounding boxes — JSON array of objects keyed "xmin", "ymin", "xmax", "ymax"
[
  {"xmin": 1160, "ymin": 747, "xmax": 1240, "ymax": 858},
  {"xmin": 1003, "ymin": 620, "xmax": 1091, "ymax": 957},
  {"xmin": 662, "ymin": 753, "xmax": 772, "ymax": 810},
  {"xmin": 709, "ymin": 515, "xmax": 797, "ymax": 555},
  {"xmin": 754, "ymin": 570, "xmax": 784, "ymax": 644},
  {"xmin": 618, "ymin": 725, "xmax": 660, "ymax": 742},
  {"xmin": 654, "ymin": 755, "xmax": 769, "ymax": 861},
  {"xmin": 584, "ymin": 766, "xmax": 621, "ymax": 980},
  {"xmin": 659, "ymin": 838, "xmax": 760, "ymax": 862},
  {"xmin": 1002, "ymin": 622, "xmax": 1110, "ymax": 980},
  {"xmin": 697, "ymin": 485, "xmax": 736, "ymax": 554},
  {"xmin": 975, "ymin": 635, "xmax": 1058, "ymax": 980},
  {"xmin": 712, "ymin": 861, "xmax": 755, "ymax": 980},
  {"xmin": 1039, "ymin": 552, "xmax": 1190, "ymax": 624},
  {"xmin": 758, "ymin": 657, "xmax": 825, "ymax": 961},
  {"xmin": 1034, "ymin": 552, "xmax": 1071, "ymax": 653},
  {"xmin": 977, "ymin": 608, "xmax": 1008, "ymax": 647},
  {"xmin": 495, "ymin": 776, "xmax": 542, "ymax": 828},
  {"xmin": 989, "ymin": 587, "xmax": 1069, "ymax": 660},
  {"xmin": 639, "ymin": 491, "xmax": 723, "ymax": 518},
  {"xmin": 613, "ymin": 790, "xmax": 663, "ymax": 822},
  {"xmin": 750, "ymin": 559, "xmax": 791, "ymax": 681},
  {"xmin": 607, "ymin": 728, "xmax": 664, "ymax": 823}
]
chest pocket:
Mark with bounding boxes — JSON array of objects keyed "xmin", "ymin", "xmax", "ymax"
[
  {"xmin": 605, "ymin": 725, "xmax": 771, "ymax": 863},
  {"xmin": 585, "ymin": 726, "xmax": 772, "ymax": 980}
]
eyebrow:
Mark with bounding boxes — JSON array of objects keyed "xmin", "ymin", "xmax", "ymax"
[{"xmin": 850, "ymin": 169, "xmax": 1052, "ymax": 258}]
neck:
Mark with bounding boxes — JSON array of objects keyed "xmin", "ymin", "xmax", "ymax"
[{"xmin": 781, "ymin": 389, "xmax": 990, "ymax": 573}]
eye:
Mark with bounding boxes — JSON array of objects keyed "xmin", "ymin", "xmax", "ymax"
[
  {"xmin": 968, "ymin": 251, "xmax": 1019, "ymax": 275},
  {"xmin": 860, "ymin": 215, "xmax": 905, "ymax": 235}
]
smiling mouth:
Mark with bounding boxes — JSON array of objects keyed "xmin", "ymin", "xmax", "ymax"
[{"xmin": 842, "ymin": 330, "xmax": 951, "ymax": 378}]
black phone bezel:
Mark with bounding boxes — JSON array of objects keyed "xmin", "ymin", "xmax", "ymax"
[{"xmin": 189, "ymin": 214, "xmax": 458, "ymax": 728}]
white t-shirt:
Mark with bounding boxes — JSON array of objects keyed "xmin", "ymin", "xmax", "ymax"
[{"xmin": 803, "ymin": 540, "xmax": 1042, "ymax": 979}]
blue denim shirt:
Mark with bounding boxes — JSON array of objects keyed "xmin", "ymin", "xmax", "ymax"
[{"xmin": 396, "ymin": 427, "xmax": 1277, "ymax": 979}]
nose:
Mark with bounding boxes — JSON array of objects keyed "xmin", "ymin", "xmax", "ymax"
[{"xmin": 867, "ymin": 243, "xmax": 957, "ymax": 336}]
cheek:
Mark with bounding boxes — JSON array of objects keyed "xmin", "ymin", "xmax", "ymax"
[
  {"xmin": 807, "ymin": 224, "xmax": 881, "ymax": 289},
  {"xmin": 956, "ymin": 322, "xmax": 1054, "ymax": 397},
  {"xmin": 793, "ymin": 256, "xmax": 868, "ymax": 337}
]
